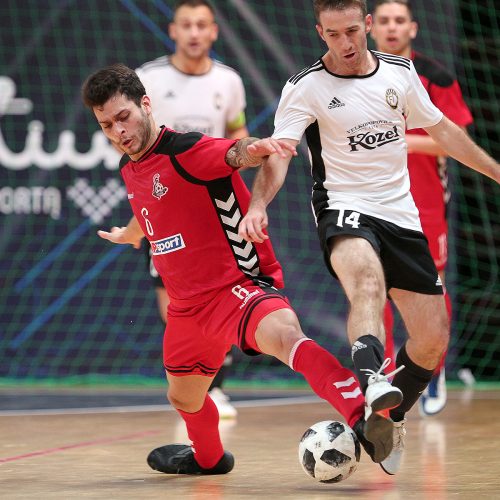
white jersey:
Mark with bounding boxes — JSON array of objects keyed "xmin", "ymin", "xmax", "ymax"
[
  {"xmin": 273, "ymin": 51, "xmax": 443, "ymax": 231},
  {"xmin": 136, "ymin": 55, "xmax": 246, "ymax": 137}
]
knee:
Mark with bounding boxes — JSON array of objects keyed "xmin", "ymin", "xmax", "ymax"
[
  {"xmin": 167, "ymin": 388, "xmax": 184, "ymax": 409},
  {"xmin": 261, "ymin": 324, "xmax": 305, "ymax": 365},
  {"xmin": 435, "ymin": 315, "xmax": 450, "ymax": 354},
  {"xmin": 167, "ymin": 388, "xmax": 203, "ymax": 413},
  {"xmin": 281, "ymin": 324, "xmax": 305, "ymax": 352},
  {"xmin": 420, "ymin": 313, "xmax": 450, "ymax": 356}
]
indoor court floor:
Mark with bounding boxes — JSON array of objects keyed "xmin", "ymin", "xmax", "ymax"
[{"xmin": 1, "ymin": 387, "xmax": 499, "ymax": 499}]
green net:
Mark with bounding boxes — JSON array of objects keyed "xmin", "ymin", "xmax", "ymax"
[{"xmin": 0, "ymin": 0, "xmax": 498, "ymax": 386}]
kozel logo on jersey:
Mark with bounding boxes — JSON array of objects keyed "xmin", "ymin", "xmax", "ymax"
[
  {"xmin": 151, "ymin": 234, "xmax": 186, "ymax": 255},
  {"xmin": 347, "ymin": 125, "xmax": 400, "ymax": 152}
]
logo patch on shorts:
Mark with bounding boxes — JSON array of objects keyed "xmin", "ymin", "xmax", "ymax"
[
  {"xmin": 232, "ymin": 285, "xmax": 261, "ymax": 309},
  {"xmin": 151, "ymin": 234, "xmax": 185, "ymax": 255}
]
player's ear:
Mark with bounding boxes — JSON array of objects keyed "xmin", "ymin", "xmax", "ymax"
[
  {"xmin": 315, "ymin": 23, "xmax": 325, "ymax": 42},
  {"xmin": 211, "ymin": 21, "xmax": 219, "ymax": 43},
  {"xmin": 365, "ymin": 14, "xmax": 373, "ymax": 34},
  {"xmin": 409, "ymin": 21, "xmax": 418, "ymax": 40},
  {"xmin": 141, "ymin": 95, "xmax": 152, "ymax": 114},
  {"xmin": 168, "ymin": 22, "xmax": 177, "ymax": 42}
]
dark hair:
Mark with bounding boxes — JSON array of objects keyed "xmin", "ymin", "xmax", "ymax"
[
  {"xmin": 173, "ymin": 0, "xmax": 215, "ymax": 16},
  {"xmin": 372, "ymin": 0, "xmax": 413, "ymax": 18},
  {"xmin": 313, "ymin": 0, "xmax": 367, "ymax": 22},
  {"xmin": 81, "ymin": 63, "xmax": 145, "ymax": 109}
]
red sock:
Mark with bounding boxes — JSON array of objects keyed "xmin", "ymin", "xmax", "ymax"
[
  {"xmin": 383, "ymin": 301, "xmax": 396, "ymax": 373},
  {"xmin": 177, "ymin": 394, "xmax": 223, "ymax": 469},
  {"xmin": 291, "ymin": 339, "xmax": 364, "ymax": 428}
]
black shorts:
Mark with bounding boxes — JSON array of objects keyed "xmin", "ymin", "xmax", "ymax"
[
  {"xmin": 317, "ymin": 209, "xmax": 443, "ymax": 295},
  {"xmin": 143, "ymin": 240, "xmax": 164, "ymax": 288}
]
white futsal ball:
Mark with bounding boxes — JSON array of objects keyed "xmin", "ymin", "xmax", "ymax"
[{"xmin": 298, "ymin": 420, "xmax": 360, "ymax": 483}]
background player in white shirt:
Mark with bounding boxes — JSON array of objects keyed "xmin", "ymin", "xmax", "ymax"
[
  {"xmin": 135, "ymin": 0, "xmax": 249, "ymax": 418},
  {"xmin": 239, "ymin": 0, "xmax": 499, "ymax": 475}
]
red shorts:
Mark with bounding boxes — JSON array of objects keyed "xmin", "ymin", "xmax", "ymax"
[
  {"xmin": 421, "ymin": 220, "xmax": 448, "ymax": 271},
  {"xmin": 163, "ymin": 281, "xmax": 292, "ymax": 377}
]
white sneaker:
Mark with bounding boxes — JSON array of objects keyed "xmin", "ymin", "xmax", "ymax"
[
  {"xmin": 419, "ymin": 369, "xmax": 447, "ymax": 417},
  {"xmin": 380, "ymin": 419, "xmax": 406, "ymax": 475},
  {"xmin": 362, "ymin": 358, "xmax": 404, "ymax": 420},
  {"xmin": 209, "ymin": 387, "xmax": 237, "ymax": 419}
]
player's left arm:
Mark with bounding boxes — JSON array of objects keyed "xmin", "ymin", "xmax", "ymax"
[
  {"xmin": 406, "ymin": 131, "xmax": 456, "ymax": 156},
  {"xmin": 225, "ymin": 137, "xmax": 297, "ymax": 169},
  {"xmin": 226, "ymin": 111, "xmax": 249, "ymax": 140},
  {"xmin": 226, "ymin": 72, "xmax": 249, "ymax": 140},
  {"xmin": 227, "ymin": 125, "xmax": 249, "ymax": 140},
  {"xmin": 424, "ymin": 116, "xmax": 499, "ymax": 183},
  {"xmin": 97, "ymin": 216, "xmax": 144, "ymax": 249},
  {"xmin": 408, "ymin": 77, "xmax": 472, "ymax": 156}
]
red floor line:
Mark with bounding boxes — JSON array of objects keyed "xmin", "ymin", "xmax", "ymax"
[{"xmin": 0, "ymin": 429, "xmax": 163, "ymax": 463}]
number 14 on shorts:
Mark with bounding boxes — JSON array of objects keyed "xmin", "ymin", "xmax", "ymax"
[{"xmin": 337, "ymin": 209, "xmax": 361, "ymax": 228}]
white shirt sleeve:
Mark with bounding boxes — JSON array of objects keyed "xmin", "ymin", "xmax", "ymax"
[
  {"xmin": 272, "ymin": 82, "xmax": 316, "ymax": 141},
  {"xmin": 405, "ymin": 61, "xmax": 443, "ymax": 130}
]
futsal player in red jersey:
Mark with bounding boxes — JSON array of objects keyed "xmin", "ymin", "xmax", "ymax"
[
  {"xmin": 371, "ymin": 0, "xmax": 474, "ymax": 415},
  {"xmin": 82, "ymin": 63, "xmax": 398, "ymax": 475}
]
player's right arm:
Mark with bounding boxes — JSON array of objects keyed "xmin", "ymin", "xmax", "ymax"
[
  {"xmin": 97, "ymin": 216, "xmax": 144, "ymax": 249},
  {"xmin": 239, "ymin": 138, "xmax": 298, "ymax": 243}
]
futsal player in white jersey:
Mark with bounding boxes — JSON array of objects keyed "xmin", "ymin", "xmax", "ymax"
[
  {"xmin": 239, "ymin": 0, "xmax": 499, "ymax": 475},
  {"xmin": 135, "ymin": 0, "xmax": 249, "ymax": 419}
]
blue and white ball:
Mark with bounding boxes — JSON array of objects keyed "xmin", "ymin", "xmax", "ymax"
[{"xmin": 298, "ymin": 420, "xmax": 360, "ymax": 483}]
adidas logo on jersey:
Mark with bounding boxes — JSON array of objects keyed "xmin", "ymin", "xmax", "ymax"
[
  {"xmin": 436, "ymin": 276, "xmax": 443, "ymax": 286},
  {"xmin": 328, "ymin": 97, "xmax": 345, "ymax": 109}
]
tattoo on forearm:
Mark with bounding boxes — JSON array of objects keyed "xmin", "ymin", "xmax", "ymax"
[{"xmin": 226, "ymin": 137, "xmax": 262, "ymax": 168}]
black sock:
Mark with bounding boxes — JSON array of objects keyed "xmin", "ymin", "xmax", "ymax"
[
  {"xmin": 209, "ymin": 364, "xmax": 226, "ymax": 391},
  {"xmin": 390, "ymin": 344, "xmax": 434, "ymax": 422},
  {"xmin": 351, "ymin": 334, "xmax": 385, "ymax": 393}
]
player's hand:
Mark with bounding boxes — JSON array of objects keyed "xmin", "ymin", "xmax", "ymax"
[
  {"xmin": 239, "ymin": 206, "xmax": 269, "ymax": 243},
  {"xmin": 97, "ymin": 226, "xmax": 142, "ymax": 249},
  {"xmin": 247, "ymin": 138, "xmax": 297, "ymax": 159}
]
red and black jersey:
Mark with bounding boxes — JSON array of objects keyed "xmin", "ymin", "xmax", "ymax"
[
  {"xmin": 120, "ymin": 127, "xmax": 284, "ymax": 306},
  {"xmin": 408, "ymin": 51, "xmax": 473, "ymax": 223}
]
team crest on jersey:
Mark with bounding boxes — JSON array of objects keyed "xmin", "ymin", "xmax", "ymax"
[
  {"xmin": 385, "ymin": 89, "xmax": 399, "ymax": 109},
  {"xmin": 152, "ymin": 173, "xmax": 168, "ymax": 200}
]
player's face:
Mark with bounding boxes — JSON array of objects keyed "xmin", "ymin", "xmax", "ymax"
[
  {"xmin": 169, "ymin": 6, "xmax": 218, "ymax": 61},
  {"xmin": 316, "ymin": 7, "xmax": 372, "ymax": 75},
  {"xmin": 94, "ymin": 93, "xmax": 155, "ymax": 160},
  {"xmin": 370, "ymin": 3, "xmax": 417, "ymax": 56}
]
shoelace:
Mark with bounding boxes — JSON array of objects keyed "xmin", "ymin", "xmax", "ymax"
[{"xmin": 361, "ymin": 357, "xmax": 405, "ymax": 384}]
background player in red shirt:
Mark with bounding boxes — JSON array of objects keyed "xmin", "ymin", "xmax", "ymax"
[
  {"xmin": 371, "ymin": 0, "xmax": 474, "ymax": 416},
  {"xmin": 81, "ymin": 63, "xmax": 398, "ymax": 475}
]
